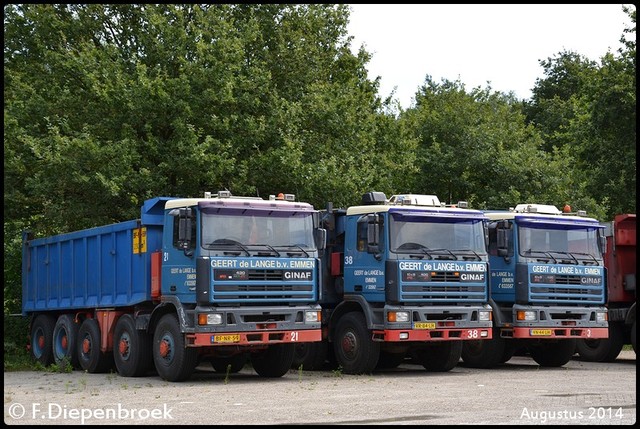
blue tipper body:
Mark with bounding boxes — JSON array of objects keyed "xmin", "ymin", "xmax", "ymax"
[{"xmin": 21, "ymin": 197, "xmax": 173, "ymax": 314}]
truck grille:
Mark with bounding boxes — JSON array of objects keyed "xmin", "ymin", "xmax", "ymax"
[
  {"xmin": 212, "ymin": 269, "xmax": 315, "ymax": 302},
  {"xmin": 400, "ymin": 280, "xmax": 486, "ymax": 302},
  {"xmin": 530, "ymin": 285, "xmax": 604, "ymax": 303}
]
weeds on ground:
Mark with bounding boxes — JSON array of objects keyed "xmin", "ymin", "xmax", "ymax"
[
  {"xmin": 3, "ymin": 342, "xmax": 34, "ymax": 371},
  {"xmin": 45, "ymin": 356, "xmax": 73, "ymax": 373},
  {"xmin": 224, "ymin": 364, "xmax": 232, "ymax": 385}
]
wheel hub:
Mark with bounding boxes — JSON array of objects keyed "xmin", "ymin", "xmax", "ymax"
[
  {"xmin": 159, "ymin": 339, "xmax": 171, "ymax": 358},
  {"xmin": 341, "ymin": 332, "xmax": 357, "ymax": 358},
  {"xmin": 119, "ymin": 338, "xmax": 130, "ymax": 357}
]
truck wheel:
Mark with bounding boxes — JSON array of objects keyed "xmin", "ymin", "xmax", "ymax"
[
  {"xmin": 30, "ymin": 314, "xmax": 56, "ymax": 366},
  {"xmin": 333, "ymin": 312, "xmax": 380, "ymax": 374},
  {"xmin": 631, "ymin": 321, "xmax": 636, "ymax": 354},
  {"xmin": 77, "ymin": 318, "xmax": 113, "ymax": 373},
  {"xmin": 291, "ymin": 341, "xmax": 328, "ymax": 370},
  {"xmin": 251, "ymin": 344, "xmax": 295, "ymax": 378},
  {"xmin": 211, "ymin": 353, "xmax": 248, "ymax": 373},
  {"xmin": 575, "ymin": 323, "xmax": 625, "ymax": 362},
  {"xmin": 375, "ymin": 350, "xmax": 406, "ymax": 369},
  {"xmin": 461, "ymin": 336, "xmax": 505, "ymax": 368},
  {"xmin": 113, "ymin": 314, "xmax": 153, "ymax": 377},
  {"xmin": 53, "ymin": 314, "xmax": 80, "ymax": 368},
  {"xmin": 153, "ymin": 313, "xmax": 197, "ymax": 382},
  {"xmin": 500, "ymin": 342, "xmax": 518, "ymax": 363},
  {"xmin": 416, "ymin": 341, "xmax": 462, "ymax": 372},
  {"xmin": 528, "ymin": 339, "xmax": 577, "ymax": 367}
]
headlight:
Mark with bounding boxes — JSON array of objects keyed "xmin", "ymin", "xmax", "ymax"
[
  {"xmin": 388, "ymin": 311, "xmax": 410, "ymax": 323},
  {"xmin": 516, "ymin": 310, "xmax": 537, "ymax": 321},
  {"xmin": 479, "ymin": 311, "xmax": 492, "ymax": 322},
  {"xmin": 204, "ymin": 313, "xmax": 223, "ymax": 325},
  {"xmin": 596, "ymin": 312, "xmax": 607, "ymax": 323},
  {"xmin": 305, "ymin": 311, "xmax": 321, "ymax": 323}
]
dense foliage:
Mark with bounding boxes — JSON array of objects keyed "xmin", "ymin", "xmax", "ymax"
[{"xmin": 3, "ymin": 4, "xmax": 636, "ymax": 316}]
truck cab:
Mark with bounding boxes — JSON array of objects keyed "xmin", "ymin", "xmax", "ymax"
[
  {"xmin": 297, "ymin": 192, "xmax": 493, "ymax": 374},
  {"xmin": 152, "ymin": 191, "xmax": 325, "ymax": 379},
  {"xmin": 462, "ymin": 203, "xmax": 608, "ymax": 368}
]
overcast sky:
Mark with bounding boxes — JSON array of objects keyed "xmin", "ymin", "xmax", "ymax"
[{"xmin": 347, "ymin": 4, "xmax": 632, "ymax": 108}]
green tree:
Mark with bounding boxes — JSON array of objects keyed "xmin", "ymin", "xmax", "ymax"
[
  {"xmin": 4, "ymin": 4, "xmax": 411, "ymax": 315},
  {"xmin": 399, "ymin": 77, "xmax": 597, "ymax": 214},
  {"xmin": 524, "ymin": 5, "xmax": 636, "ymax": 219}
]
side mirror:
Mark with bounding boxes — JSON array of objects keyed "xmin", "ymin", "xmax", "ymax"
[
  {"xmin": 316, "ymin": 228, "xmax": 327, "ymax": 251},
  {"xmin": 497, "ymin": 221, "xmax": 510, "ymax": 257},
  {"xmin": 367, "ymin": 214, "xmax": 382, "ymax": 258},
  {"xmin": 178, "ymin": 208, "xmax": 194, "ymax": 255},
  {"xmin": 599, "ymin": 235, "xmax": 607, "ymax": 256}
]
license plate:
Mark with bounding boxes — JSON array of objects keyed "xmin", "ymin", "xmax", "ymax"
[
  {"xmin": 212, "ymin": 334, "xmax": 240, "ymax": 343},
  {"xmin": 414, "ymin": 322, "xmax": 436, "ymax": 330},
  {"xmin": 530, "ymin": 329, "xmax": 552, "ymax": 336}
]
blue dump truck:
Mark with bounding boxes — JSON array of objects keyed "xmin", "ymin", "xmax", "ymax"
[
  {"xmin": 22, "ymin": 191, "xmax": 325, "ymax": 381},
  {"xmin": 461, "ymin": 203, "xmax": 608, "ymax": 368},
  {"xmin": 293, "ymin": 192, "xmax": 493, "ymax": 374}
]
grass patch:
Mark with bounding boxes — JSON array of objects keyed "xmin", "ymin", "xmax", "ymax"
[
  {"xmin": 3, "ymin": 341, "xmax": 37, "ymax": 371},
  {"xmin": 3, "ymin": 313, "xmax": 37, "ymax": 371}
]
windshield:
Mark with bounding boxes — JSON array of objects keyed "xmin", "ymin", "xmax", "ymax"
[
  {"xmin": 389, "ymin": 216, "xmax": 487, "ymax": 258},
  {"xmin": 201, "ymin": 211, "xmax": 315, "ymax": 250},
  {"xmin": 518, "ymin": 224, "xmax": 603, "ymax": 261}
]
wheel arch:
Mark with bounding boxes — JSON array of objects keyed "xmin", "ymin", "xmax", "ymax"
[{"xmin": 327, "ymin": 296, "xmax": 375, "ymax": 342}]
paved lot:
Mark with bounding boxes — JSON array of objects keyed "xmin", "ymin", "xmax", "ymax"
[{"xmin": 4, "ymin": 351, "xmax": 636, "ymax": 425}]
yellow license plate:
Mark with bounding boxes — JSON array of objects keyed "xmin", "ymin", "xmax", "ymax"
[
  {"xmin": 212, "ymin": 334, "xmax": 240, "ymax": 343},
  {"xmin": 414, "ymin": 322, "xmax": 436, "ymax": 330},
  {"xmin": 530, "ymin": 329, "xmax": 552, "ymax": 336}
]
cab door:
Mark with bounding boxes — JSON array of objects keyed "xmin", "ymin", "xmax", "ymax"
[{"xmin": 343, "ymin": 213, "xmax": 386, "ymax": 302}]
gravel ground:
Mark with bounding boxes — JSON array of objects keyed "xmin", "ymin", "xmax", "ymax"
[{"xmin": 4, "ymin": 350, "xmax": 636, "ymax": 425}]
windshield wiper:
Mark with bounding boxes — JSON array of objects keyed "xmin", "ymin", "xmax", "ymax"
[
  {"xmin": 524, "ymin": 249, "xmax": 557, "ymax": 263},
  {"xmin": 429, "ymin": 248, "xmax": 458, "ymax": 260},
  {"xmin": 547, "ymin": 250, "xmax": 579, "ymax": 265},
  {"xmin": 286, "ymin": 244, "xmax": 309, "ymax": 257},
  {"xmin": 207, "ymin": 239, "xmax": 250, "ymax": 256},
  {"xmin": 394, "ymin": 244, "xmax": 432, "ymax": 258},
  {"xmin": 450, "ymin": 249, "xmax": 482, "ymax": 261},
  {"xmin": 253, "ymin": 243, "xmax": 281, "ymax": 257},
  {"xmin": 568, "ymin": 252, "xmax": 599, "ymax": 265}
]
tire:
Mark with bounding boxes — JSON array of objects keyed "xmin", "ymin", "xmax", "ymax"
[
  {"xmin": 461, "ymin": 335, "xmax": 505, "ymax": 368},
  {"xmin": 291, "ymin": 341, "xmax": 329, "ymax": 370},
  {"xmin": 416, "ymin": 341, "xmax": 462, "ymax": 372},
  {"xmin": 375, "ymin": 350, "xmax": 406, "ymax": 369},
  {"xmin": 153, "ymin": 313, "xmax": 197, "ymax": 382},
  {"xmin": 500, "ymin": 342, "xmax": 518, "ymax": 363},
  {"xmin": 30, "ymin": 314, "xmax": 56, "ymax": 366},
  {"xmin": 631, "ymin": 321, "xmax": 636, "ymax": 354},
  {"xmin": 528, "ymin": 339, "xmax": 577, "ymax": 367},
  {"xmin": 52, "ymin": 314, "xmax": 80, "ymax": 368},
  {"xmin": 211, "ymin": 353, "xmax": 248, "ymax": 373},
  {"xmin": 77, "ymin": 318, "xmax": 114, "ymax": 373},
  {"xmin": 575, "ymin": 323, "xmax": 625, "ymax": 362},
  {"xmin": 333, "ymin": 312, "xmax": 380, "ymax": 374},
  {"xmin": 325, "ymin": 343, "xmax": 339, "ymax": 370},
  {"xmin": 251, "ymin": 344, "xmax": 295, "ymax": 378},
  {"xmin": 113, "ymin": 314, "xmax": 153, "ymax": 377}
]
